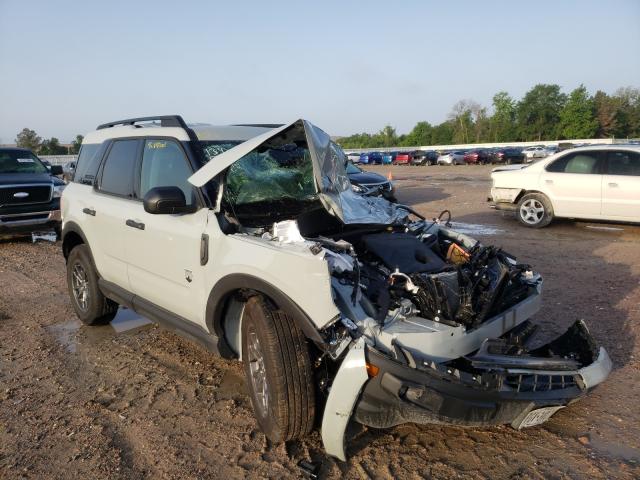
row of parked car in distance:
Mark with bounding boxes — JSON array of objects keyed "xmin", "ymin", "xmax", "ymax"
[{"xmin": 347, "ymin": 144, "xmax": 562, "ymax": 166}]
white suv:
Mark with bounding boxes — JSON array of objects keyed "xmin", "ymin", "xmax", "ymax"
[{"xmin": 61, "ymin": 116, "xmax": 611, "ymax": 460}]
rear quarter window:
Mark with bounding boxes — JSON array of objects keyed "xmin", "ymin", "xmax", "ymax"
[{"xmin": 73, "ymin": 144, "xmax": 103, "ymax": 184}]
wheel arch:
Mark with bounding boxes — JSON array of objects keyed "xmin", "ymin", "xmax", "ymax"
[
  {"xmin": 62, "ymin": 221, "xmax": 90, "ymax": 260},
  {"xmin": 206, "ymin": 273, "xmax": 328, "ymax": 359},
  {"xmin": 515, "ymin": 189, "xmax": 552, "ymax": 204}
]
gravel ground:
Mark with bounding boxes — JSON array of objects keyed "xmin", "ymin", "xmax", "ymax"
[{"xmin": 1, "ymin": 164, "xmax": 639, "ymax": 479}]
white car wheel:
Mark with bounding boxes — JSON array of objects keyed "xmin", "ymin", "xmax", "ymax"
[{"xmin": 516, "ymin": 193, "xmax": 554, "ymax": 228}]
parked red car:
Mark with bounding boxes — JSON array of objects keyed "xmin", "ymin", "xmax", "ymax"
[
  {"xmin": 394, "ymin": 152, "xmax": 411, "ymax": 165},
  {"xmin": 463, "ymin": 149, "xmax": 491, "ymax": 165}
]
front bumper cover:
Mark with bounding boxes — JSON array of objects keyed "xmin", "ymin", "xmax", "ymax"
[
  {"xmin": 0, "ymin": 207, "xmax": 61, "ymax": 239},
  {"xmin": 354, "ymin": 342, "xmax": 611, "ymax": 431},
  {"xmin": 322, "ymin": 320, "xmax": 611, "ymax": 460}
]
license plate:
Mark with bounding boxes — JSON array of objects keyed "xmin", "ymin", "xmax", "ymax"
[{"xmin": 516, "ymin": 406, "xmax": 565, "ymax": 429}]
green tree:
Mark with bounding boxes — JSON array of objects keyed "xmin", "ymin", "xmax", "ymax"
[
  {"xmin": 516, "ymin": 84, "xmax": 566, "ymax": 141},
  {"xmin": 557, "ymin": 85, "xmax": 598, "ymax": 139},
  {"xmin": 401, "ymin": 121, "xmax": 433, "ymax": 146},
  {"xmin": 448, "ymin": 100, "xmax": 476, "ymax": 143},
  {"xmin": 430, "ymin": 121, "xmax": 454, "ymax": 145},
  {"xmin": 594, "ymin": 90, "xmax": 620, "ymax": 138},
  {"xmin": 40, "ymin": 137, "xmax": 67, "ymax": 155},
  {"xmin": 71, "ymin": 134, "xmax": 84, "ymax": 154},
  {"xmin": 490, "ymin": 91, "xmax": 516, "ymax": 141},
  {"xmin": 15, "ymin": 128, "xmax": 42, "ymax": 151},
  {"xmin": 612, "ymin": 87, "xmax": 640, "ymax": 138},
  {"xmin": 377, "ymin": 125, "xmax": 398, "ymax": 147}
]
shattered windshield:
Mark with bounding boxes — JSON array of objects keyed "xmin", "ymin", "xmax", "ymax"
[
  {"xmin": 201, "ymin": 141, "xmax": 243, "ymax": 161},
  {"xmin": 224, "ymin": 143, "xmax": 317, "ymax": 206}
]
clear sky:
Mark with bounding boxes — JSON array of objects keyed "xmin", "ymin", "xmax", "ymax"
[{"xmin": 1, "ymin": 0, "xmax": 639, "ymax": 143}]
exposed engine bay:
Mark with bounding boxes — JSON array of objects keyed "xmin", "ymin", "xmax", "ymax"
[{"xmin": 193, "ymin": 119, "xmax": 611, "ymax": 461}]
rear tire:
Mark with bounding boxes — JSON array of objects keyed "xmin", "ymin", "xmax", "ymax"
[
  {"xmin": 66, "ymin": 244, "xmax": 118, "ymax": 325},
  {"xmin": 516, "ymin": 193, "xmax": 554, "ymax": 228},
  {"xmin": 241, "ymin": 296, "xmax": 315, "ymax": 442}
]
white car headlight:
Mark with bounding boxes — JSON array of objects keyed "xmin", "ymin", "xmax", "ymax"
[
  {"xmin": 53, "ymin": 184, "xmax": 66, "ymax": 198},
  {"xmin": 351, "ymin": 183, "xmax": 365, "ymax": 193}
]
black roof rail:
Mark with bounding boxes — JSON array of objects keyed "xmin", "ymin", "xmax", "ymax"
[
  {"xmin": 232, "ymin": 123, "xmax": 284, "ymax": 128},
  {"xmin": 97, "ymin": 115, "xmax": 188, "ymax": 130}
]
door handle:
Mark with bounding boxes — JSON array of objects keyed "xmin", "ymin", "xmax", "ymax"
[
  {"xmin": 545, "ymin": 179, "xmax": 553, "ymax": 185},
  {"xmin": 608, "ymin": 182, "xmax": 619, "ymax": 188},
  {"xmin": 126, "ymin": 219, "xmax": 145, "ymax": 230},
  {"xmin": 82, "ymin": 207, "xmax": 96, "ymax": 216}
]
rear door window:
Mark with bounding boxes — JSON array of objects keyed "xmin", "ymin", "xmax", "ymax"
[
  {"xmin": 98, "ymin": 140, "xmax": 140, "ymax": 197},
  {"xmin": 606, "ymin": 151, "xmax": 640, "ymax": 176},
  {"xmin": 546, "ymin": 152, "xmax": 602, "ymax": 174}
]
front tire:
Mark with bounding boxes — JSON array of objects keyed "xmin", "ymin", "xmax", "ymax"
[
  {"xmin": 66, "ymin": 244, "xmax": 118, "ymax": 325},
  {"xmin": 516, "ymin": 193, "xmax": 554, "ymax": 228},
  {"xmin": 241, "ymin": 296, "xmax": 315, "ymax": 442}
]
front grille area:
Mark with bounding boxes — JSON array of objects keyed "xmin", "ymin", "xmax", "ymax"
[
  {"xmin": 0, "ymin": 185, "xmax": 52, "ymax": 206},
  {"xmin": 363, "ymin": 182, "xmax": 392, "ymax": 192},
  {"xmin": 505, "ymin": 373, "xmax": 579, "ymax": 392}
]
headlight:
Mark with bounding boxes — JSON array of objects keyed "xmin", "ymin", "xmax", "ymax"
[
  {"xmin": 351, "ymin": 183, "xmax": 365, "ymax": 193},
  {"xmin": 53, "ymin": 184, "xmax": 66, "ymax": 198}
]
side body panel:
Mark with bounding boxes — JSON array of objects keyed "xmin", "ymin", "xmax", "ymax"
[
  {"xmin": 601, "ymin": 173, "xmax": 640, "ymax": 221},
  {"xmin": 201, "ymin": 224, "xmax": 340, "ymax": 331},
  {"xmin": 125, "ymin": 203, "xmax": 211, "ymax": 324},
  {"xmin": 62, "ymin": 182, "xmax": 130, "ymax": 289},
  {"xmin": 539, "ymin": 170, "xmax": 602, "ymax": 218}
]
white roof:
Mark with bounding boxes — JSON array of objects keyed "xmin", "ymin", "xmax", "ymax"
[
  {"xmin": 82, "ymin": 123, "xmax": 277, "ymax": 145},
  {"xmin": 190, "ymin": 124, "xmax": 274, "ymax": 141}
]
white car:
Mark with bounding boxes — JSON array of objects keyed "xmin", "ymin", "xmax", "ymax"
[
  {"xmin": 522, "ymin": 146, "xmax": 548, "ymax": 162},
  {"xmin": 60, "ymin": 116, "xmax": 611, "ymax": 460},
  {"xmin": 490, "ymin": 145, "xmax": 640, "ymax": 227},
  {"xmin": 346, "ymin": 152, "xmax": 361, "ymax": 163},
  {"xmin": 437, "ymin": 151, "xmax": 465, "ymax": 165}
]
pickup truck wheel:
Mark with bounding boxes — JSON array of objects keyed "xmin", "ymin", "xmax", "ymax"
[
  {"xmin": 516, "ymin": 193, "xmax": 554, "ymax": 228},
  {"xmin": 241, "ymin": 296, "xmax": 315, "ymax": 442},
  {"xmin": 66, "ymin": 245, "xmax": 117, "ymax": 325}
]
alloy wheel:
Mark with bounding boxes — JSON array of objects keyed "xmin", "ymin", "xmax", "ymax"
[
  {"xmin": 247, "ymin": 324, "xmax": 269, "ymax": 416},
  {"xmin": 520, "ymin": 199, "xmax": 545, "ymax": 225},
  {"xmin": 71, "ymin": 263, "xmax": 89, "ymax": 311}
]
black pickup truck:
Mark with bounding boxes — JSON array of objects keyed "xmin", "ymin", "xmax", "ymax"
[{"xmin": 0, "ymin": 147, "xmax": 65, "ymax": 239}]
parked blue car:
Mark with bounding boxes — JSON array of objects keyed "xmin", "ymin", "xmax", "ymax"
[
  {"xmin": 359, "ymin": 153, "xmax": 370, "ymax": 165},
  {"xmin": 368, "ymin": 151, "xmax": 383, "ymax": 165},
  {"xmin": 382, "ymin": 152, "xmax": 393, "ymax": 164}
]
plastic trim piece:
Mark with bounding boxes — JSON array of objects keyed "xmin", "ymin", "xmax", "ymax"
[
  {"xmin": 321, "ymin": 337, "xmax": 368, "ymax": 461},
  {"xmin": 579, "ymin": 347, "xmax": 612, "ymax": 389}
]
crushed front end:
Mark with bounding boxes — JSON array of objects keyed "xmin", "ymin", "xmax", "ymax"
[
  {"xmin": 316, "ymin": 222, "xmax": 611, "ymax": 459},
  {"xmin": 187, "ymin": 119, "xmax": 611, "ymax": 460}
]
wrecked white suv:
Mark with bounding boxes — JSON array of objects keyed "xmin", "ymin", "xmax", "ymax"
[{"xmin": 61, "ymin": 116, "xmax": 611, "ymax": 460}]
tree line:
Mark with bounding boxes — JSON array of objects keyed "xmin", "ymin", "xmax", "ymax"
[
  {"xmin": 337, "ymin": 84, "xmax": 640, "ymax": 149},
  {"xmin": 14, "ymin": 128, "xmax": 84, "ymax": 155}
]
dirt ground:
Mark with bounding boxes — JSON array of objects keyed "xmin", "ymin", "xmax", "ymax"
[{"xmin": 1, "ymin": 164, "xmax": 639, "ymax": 479}]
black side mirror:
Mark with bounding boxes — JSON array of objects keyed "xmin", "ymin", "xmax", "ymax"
[
  {"xmin": 50, "ymin": 165, "xmax": 63, "ymax": 175},
  {"xmin": 143, "ymin": 186, "xmax": 194, "ymax": 214}
]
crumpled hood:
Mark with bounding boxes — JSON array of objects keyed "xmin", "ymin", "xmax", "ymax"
[{"xmin": 188, "ymin": 119, "xmax": 406, "ymax": 226}]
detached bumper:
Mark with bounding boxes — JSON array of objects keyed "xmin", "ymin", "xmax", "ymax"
[
  {"xmin": 488, "ymin": 187, "xmax": 520, "ymax": 212},
  {"xmin": 354, "ymin": 324, "xmax": 612, "ymax": 430}
]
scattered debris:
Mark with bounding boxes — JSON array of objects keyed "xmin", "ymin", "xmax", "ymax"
[{"xmin": 297, "ymin": 459, "xmax": 320, "ymax": 479}]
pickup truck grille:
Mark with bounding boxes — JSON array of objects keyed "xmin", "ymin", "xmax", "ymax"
[{"xmin": 0, "ymin": 185, "xmax": 52, "ymax": 207}]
